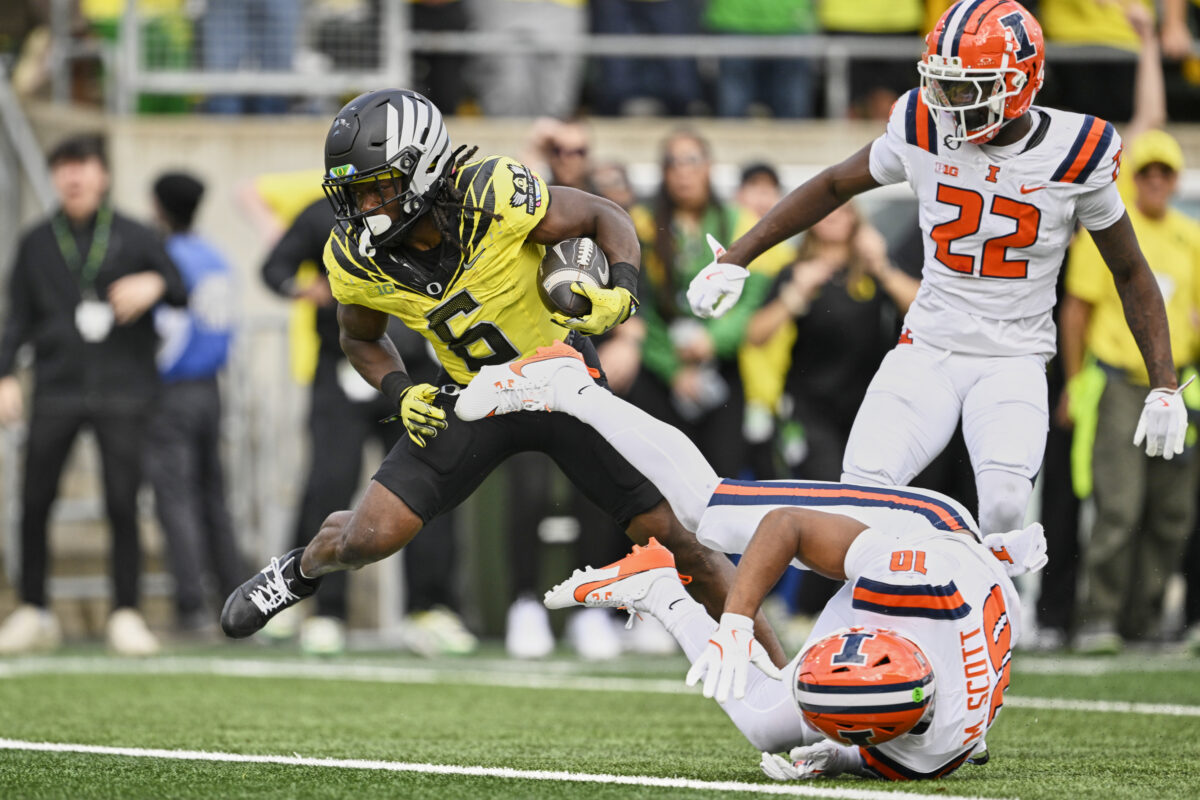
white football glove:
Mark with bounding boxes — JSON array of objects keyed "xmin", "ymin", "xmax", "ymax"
[
  {"xmin": 1133, "ymin": 376, "xmax": 1194, "ymax": 459},
  {"xmin": 760, "ymin": 741, "xmax": 857, "ymax": 781},
  {"xmin": 686, "ymin": 234, "xmax": 750, "ymax": 319},
  {"xmin": 684, "ymin": 612, "xmax": 781, "ymax": 704},
  {"xmin": 982, "ymin": 522, "xmax": 1048, "ymax": 578}
]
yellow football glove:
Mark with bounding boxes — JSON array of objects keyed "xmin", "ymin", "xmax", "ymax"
[
  {"xmin": 392, "ymin": 383, "xmax": 447, "ymax": 447},
  {"xmin": 551, "ymin": 283, "xmax": 638, "ymax": 335}
]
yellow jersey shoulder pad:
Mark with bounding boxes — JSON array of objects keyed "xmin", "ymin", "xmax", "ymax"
[{"xmin": 323, "ymin": 225, "xmax": 382, "ymax": 284}]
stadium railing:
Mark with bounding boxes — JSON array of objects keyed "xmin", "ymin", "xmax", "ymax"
[{"xmin": 37, "ymin": 4, "xmax": 1161, "ymax": 118}]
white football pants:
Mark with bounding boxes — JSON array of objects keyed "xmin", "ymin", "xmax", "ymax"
[
  {"xmin": 841, "ymin": 343, "xmax": 1047, "ymax": 534},
  {"xmin": 561, "ymin": 384, "xmax": 720, "ymax": 532}
]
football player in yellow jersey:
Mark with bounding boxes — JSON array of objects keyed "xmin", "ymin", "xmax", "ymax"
[{"xmin": 221, "ymin": 88, "xmax": 786, "ymax": 665}]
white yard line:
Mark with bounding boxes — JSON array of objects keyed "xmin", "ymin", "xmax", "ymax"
[
  {"xmin": 0, "ymin": 738, "xmax": 1008, "ymax": 800},
  {"xmin": 1, "ymin": 655, "xmax": 1198, "ymax": 717}
]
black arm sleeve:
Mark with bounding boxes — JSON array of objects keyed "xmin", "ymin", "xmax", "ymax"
[{"xmin": 261, "ymin": 199, "xmax": 337, "ymax": 296}]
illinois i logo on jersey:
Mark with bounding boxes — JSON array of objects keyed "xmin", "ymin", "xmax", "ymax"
[{"xmin": 508, "ymin": 164, "xmax": 543, "ymax": 215}]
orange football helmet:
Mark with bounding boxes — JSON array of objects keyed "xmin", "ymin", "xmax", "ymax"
[
  {"xmin": 792, "ymin": 627, "xmax": 935, "ymax": 747},
  {"xmin": 917, "ymin": 0, "xmax": 1045, "ymax": 144}
]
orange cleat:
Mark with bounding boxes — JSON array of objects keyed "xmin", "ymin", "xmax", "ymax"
[{"xmin": 543, "ymin": 538, "xmax": 687, "ymax": 610}]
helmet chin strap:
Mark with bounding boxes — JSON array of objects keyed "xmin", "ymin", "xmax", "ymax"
[{"xmin": 358, "ymin": 214, "xmax": 393, "ymax": 258}]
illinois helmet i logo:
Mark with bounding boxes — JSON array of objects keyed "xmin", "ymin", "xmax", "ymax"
[
  {"xmin": 917, "ymin": 0, "xmax": 1045, "ymax": 145},
  {"xmin": 792, "ymin": 627, "xmax": 935, "ymax": 746}
]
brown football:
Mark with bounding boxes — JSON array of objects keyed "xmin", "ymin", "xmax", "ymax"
[{"xmin": 537, "ymin": 237, "xmax": 610, "ymax": 317}]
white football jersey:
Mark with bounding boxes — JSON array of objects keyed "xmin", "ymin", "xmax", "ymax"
[
  {"xmin": 697, "ymin": 478, "xmax": 981, "ymax": 567},
  {"xmin": 870, "ymin": 90, "xmax": 1126, "ymax": 358},
  {"xmin": 809, "ymin": 526, "xmax": 1021, "ymax": 779}
]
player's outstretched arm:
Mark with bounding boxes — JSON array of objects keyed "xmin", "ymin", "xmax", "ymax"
[
  {"xmin": 725, "ymin": 508, "xmax": 866, "ymax": 619},
  {"xmin": 685, "ymin": 509, "xmax": 866, "ymax": 702},
  {"xmin": 723, "ymin": 145, "xmax": 880, "ymax": 269},
  {"xmin": 1092, "ymin": 213, "xmax": 1189, "ymax": 458},
  {"xmin": 530, "ymin": 187, "xmax": 641, "ymax": 335},
  {"xmin": 1092, "ymin": 213, "xmax": 1176, "ymax": 389}
]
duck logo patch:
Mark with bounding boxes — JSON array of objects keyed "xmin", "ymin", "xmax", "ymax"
[{"xmin": 508, "ymin": 164, "xmax": 543, "ymax": 215}]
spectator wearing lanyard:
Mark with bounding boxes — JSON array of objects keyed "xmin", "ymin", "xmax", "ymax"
[{"xmin": 0, "ymin": 134, "xmax": 186, "ymax": 656}]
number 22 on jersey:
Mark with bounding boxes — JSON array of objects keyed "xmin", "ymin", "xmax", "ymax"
[{"xmin": 931, "ymin": 183, "xmax": 1041, "ymax": 279}]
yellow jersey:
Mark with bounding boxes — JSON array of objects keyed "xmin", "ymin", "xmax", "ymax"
[
  {"xmin": 323, "ymin": 155, "xmax": 563, "ymax": 385},
  {"xmin": 1066, "ymin": 204, "xmax": 1200, "ymax": 384},
  {"xmin": 1039, "ymin": 0, "xmax": 1153, "ymax": 51}
]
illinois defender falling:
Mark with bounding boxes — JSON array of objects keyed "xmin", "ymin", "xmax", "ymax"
[
  {"xmin": 221, "ymin": 89, "xmax": 785, "ymax": 666},
  {"xmin": 688, "ymin": 0, "xmax": 1184, "ymax": 540},
  {"xmin": 454, "ymin": 343, "xmax": 1046, "ymax": 780}
]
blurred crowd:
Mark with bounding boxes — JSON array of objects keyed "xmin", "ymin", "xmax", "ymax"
[
  {"xmin": 3, "ymin": 0, "xmax": 1200, "ymax": 121},
  {"xmin": 1, "ymin": 0, "xmax": 1200, "ymax": 662}
]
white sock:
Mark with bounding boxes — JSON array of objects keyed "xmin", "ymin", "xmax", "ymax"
[
  {"xmin": 637, "ymin": 577, "xmax": 715, "ymax": 660},
  {"xmin": 560, "ymin": 384, "xmax": 718, "ymax": 531},
  {"xmin": 641, "ymin": 576, "xmax": 816, "ymax": 753}
]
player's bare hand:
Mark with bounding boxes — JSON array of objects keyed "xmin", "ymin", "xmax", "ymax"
[
  {"xmin": 108, "ymin": 271, "xmax": 167, "ymax": 325},
  {"xmin": 0, "ymin": 376, "xmax": 23, "ymax": 426},
  {"xmin": 685, "ymin": 612, "xmax": 781, "ymax": 704}
]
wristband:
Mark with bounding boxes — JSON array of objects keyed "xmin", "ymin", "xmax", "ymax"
[
  {"xmin": 380, "ymin": 370, "xmax": 414, "ymax": 406},
  {"xmin": 610, "ymin": 261, "xmax": 639, "ymax": 295}
]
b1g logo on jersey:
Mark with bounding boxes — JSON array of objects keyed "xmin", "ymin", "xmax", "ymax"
[
  {"xmin": 935, "ymin": 162, "xmax": 959, "ymax": 177},
  {"xmin": 999, "ymin": 12, "xmax": 1038, "ymax": 62},
  {"xmin": 508, "ymin": 164, "xmax": 543, "ymax": 216}
]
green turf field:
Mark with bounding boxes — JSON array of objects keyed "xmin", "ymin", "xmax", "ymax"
[{"xmin": 0, "ymin": 644, "xmax": 1197, "ymax": 799}]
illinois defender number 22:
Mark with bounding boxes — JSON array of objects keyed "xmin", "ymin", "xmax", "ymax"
[{"xmin": 931, "ymin": 183, "xmax": 1041, "ymax": 279}]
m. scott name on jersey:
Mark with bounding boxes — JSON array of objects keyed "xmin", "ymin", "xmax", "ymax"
[{"xmin": 508, "ymin": 164, "xmax": 542, "ymax": 215}]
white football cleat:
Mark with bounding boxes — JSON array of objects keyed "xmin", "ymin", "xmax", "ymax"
[
  {"xmin": 0, "ymin": 604, "xmax": 61, "ymax": 655},
  {"xmin": 106, "ymin": 608, "xmax": 160, "ymax": 657},
  {"xmin": 455, "ymin": 341, "xmax": 595, "ymax": 421},
  {"xmin": 544, "ymin": 538, "xmax": 684, "ymax": 612}
]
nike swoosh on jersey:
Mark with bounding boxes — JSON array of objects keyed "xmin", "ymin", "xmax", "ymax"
[
  {"xmin": 464, "ymin": 248, "xmax": 487, "ymax": 269},
  {"xmin": 1019, "ymin": 184, "xmax": 1045, "ymax": 194}
]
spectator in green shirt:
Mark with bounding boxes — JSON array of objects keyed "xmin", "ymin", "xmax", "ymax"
[{"xmin": 629, "ymin": 130, "xmax": 769, "ymax": 477}]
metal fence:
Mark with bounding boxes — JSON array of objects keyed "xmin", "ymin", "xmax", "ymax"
[{"xmin": 33, "ymin": 1, "xmax": 1164, "ymax": 118}]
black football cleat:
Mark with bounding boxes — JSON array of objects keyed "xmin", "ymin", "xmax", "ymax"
[{"xmin": 221, "ymin": 548, "xmax": 319, "ymax": 639}]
